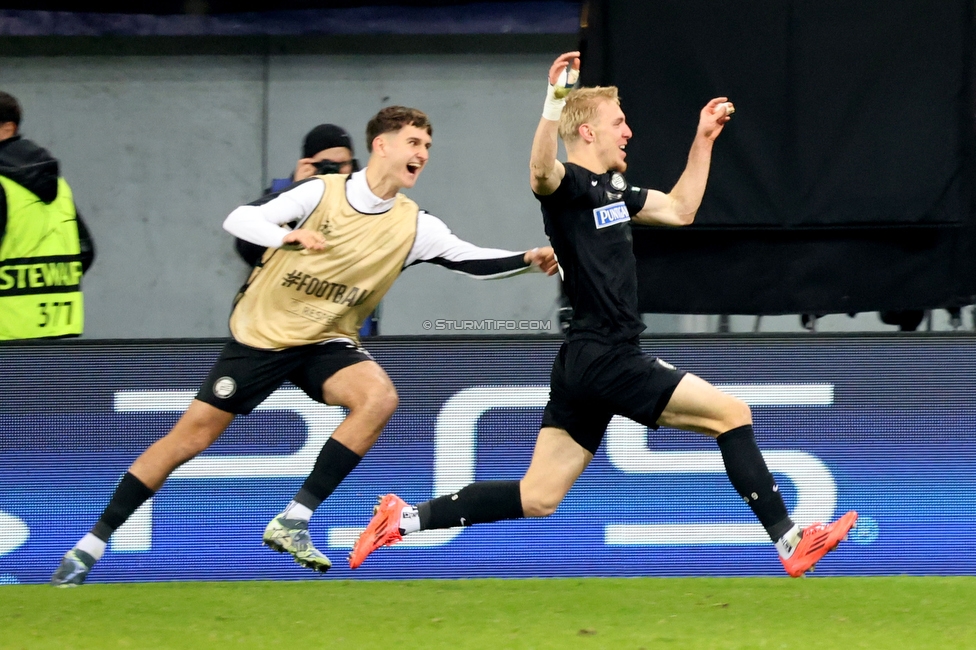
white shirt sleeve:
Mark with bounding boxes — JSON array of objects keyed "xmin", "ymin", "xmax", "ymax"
[
  {"xmin": 222, "ymin": 179, "xmax": 326, "ymax": 248},
  {"xmin": 404, "ymin": 211, "xmax": 531, "ymax": 278}
]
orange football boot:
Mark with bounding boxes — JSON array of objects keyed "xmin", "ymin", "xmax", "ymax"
[
  {"xmin": 348, "ymin": 494, "xmax": 409, "ymax": 569},
  {"xmin": 781, "ymin": 510, "xmax": 858, "ymax": 577}
]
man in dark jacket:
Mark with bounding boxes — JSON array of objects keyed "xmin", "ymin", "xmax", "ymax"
[
  {"xmin": 235, "ymin": 124, "xmax": 357, "ymax": 266},
  {"xmin": 0, "ymin": 91, "xmax": 95, "ymax": 340}
]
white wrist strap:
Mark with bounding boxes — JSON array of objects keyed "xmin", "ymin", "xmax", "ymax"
[{"xmin": 542, "ymin": 84, "xmax": 566, "ymax": 122}]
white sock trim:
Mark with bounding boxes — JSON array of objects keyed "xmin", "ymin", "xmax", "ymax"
[
  {"xmin": 76, "ymin": 533, "xmax": 107, "ymax": 562},
  {"xmin": 775, "ymin": 524, "xmax": 803, "ymax": 559},
  {"xmin": 399, "ymin": 506, "xmax": 420, "ymax": 535},
  {"xmin": 282, "ymin": 501, "xmax": 313, "ymax": 522}
]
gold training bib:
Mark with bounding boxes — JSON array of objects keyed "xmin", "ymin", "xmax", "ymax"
[{"xmin": 230, "ymin": 174, "xmax": 418, "ymax": 349}]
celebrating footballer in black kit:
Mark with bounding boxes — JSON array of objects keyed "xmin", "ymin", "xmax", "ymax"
[
  {"xmin": 538, "ymin": 162, "xmax": 648, "ymax": 343},
  {"xmin": 352, "ymin": 52, "xmax": 858, "ymax": 578},
  {"xmin": 50, "ymin": 106, "xmax": 557, "ymax": 586}
]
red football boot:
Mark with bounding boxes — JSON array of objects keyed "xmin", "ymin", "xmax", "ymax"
[
  {"xmin": 781, "ymin": 511, "xmax": 858, "ymax": 577},
  {"xmin": 348, "ymin": 494, "xmax": 409, "ymax": 569}
]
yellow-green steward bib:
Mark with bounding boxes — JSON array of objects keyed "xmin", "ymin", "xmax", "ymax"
[{"xmin": 0, "ymin": 175, "xmax": 84, "ymax": 339}]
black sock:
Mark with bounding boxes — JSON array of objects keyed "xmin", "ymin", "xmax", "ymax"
[
  {"xmin": 90, "ymin": 472, "xmax": 155, "ymax": 542},
  {"xmin": 716, "ymin": 425, "xmax": 794, "ymax": 541},
  {"xmin": 417, "ymin": 480, "xmax": 523, "ymax": 530},
  {"xmin": 293, "ymin": 438, "xmax": 362, "ymax": 511}
]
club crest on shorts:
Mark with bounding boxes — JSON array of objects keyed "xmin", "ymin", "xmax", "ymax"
[
  {"xmin": 610, "ymin": 173, "xmax": 627, "ymax": 191},
  {"xmin": 213, "ymin": 376, "xmax": 237, "ymax": 399}
]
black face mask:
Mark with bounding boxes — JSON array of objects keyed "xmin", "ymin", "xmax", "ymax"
[{"xmin": 313, "ymin": 158, "xmax": 360, "ymax": 175}]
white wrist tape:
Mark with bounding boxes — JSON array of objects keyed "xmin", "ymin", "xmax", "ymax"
[{"xmin": 542, "ymin": 83, "xmax": 567, "ymax": 122}]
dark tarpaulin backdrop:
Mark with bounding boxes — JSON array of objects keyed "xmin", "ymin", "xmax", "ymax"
[{"xmin": 580, "ymin": 0, "xmax": 976, "ymax": 315}]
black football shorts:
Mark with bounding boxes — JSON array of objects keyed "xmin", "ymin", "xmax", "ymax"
[
  {"xmin": 195, "ymin": 339, "xmax": 373, "ymax": 415},
  {"xmin": 541, "ymin": 338, "xmax": 686, "ymax": 454}
]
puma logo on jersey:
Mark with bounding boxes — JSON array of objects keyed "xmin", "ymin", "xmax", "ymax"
[{"xmin": 593, "ymin": 201, "xmax": 630, "ymax": 229}]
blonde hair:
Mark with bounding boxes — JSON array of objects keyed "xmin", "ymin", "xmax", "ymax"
[{"xmin": 558, "ymin": 86, "xmax": 620, "ymax": 143}]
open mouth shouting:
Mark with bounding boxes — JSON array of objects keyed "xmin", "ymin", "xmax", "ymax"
[{"xmin": 405, "ymin": 160, "xmax": 425, "ymax": 181}]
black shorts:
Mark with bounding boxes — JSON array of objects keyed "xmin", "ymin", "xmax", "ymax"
[
  {"xmin": 195, "ymin": 339, "xmax": 373, "ymax": 415},
  {"xmin": 541, "ymin": 338, "xmax": 686, "ymax": 454}
]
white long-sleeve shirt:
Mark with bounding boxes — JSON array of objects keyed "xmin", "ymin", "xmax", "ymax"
[{"xmin": 223, "ymin": 169, "xmax": 533, "ymax": 278}]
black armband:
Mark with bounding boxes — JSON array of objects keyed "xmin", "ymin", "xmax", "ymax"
[{"xmin": 625, "ymin": 186, "xmax": 649, "ymax": 215}]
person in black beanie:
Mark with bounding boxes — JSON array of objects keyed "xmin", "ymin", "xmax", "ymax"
[
  {"xmin": 235, "ymin": 124, "xmax": 358, "ymax": 266},
  {"xmin": 296, "ymin": 123, "xmax": 359, "ymax": 181}
]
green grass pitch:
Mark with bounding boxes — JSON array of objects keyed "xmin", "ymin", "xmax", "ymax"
[{"xmin": 2, "ymin": 577, "xmax": 974, "ymax": 649}]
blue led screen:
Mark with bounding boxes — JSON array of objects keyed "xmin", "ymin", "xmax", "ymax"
[{"xmin": 1, "ymin": 336, "xmax": 974, "ymax": 584}]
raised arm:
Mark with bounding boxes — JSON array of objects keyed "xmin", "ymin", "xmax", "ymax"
[
  {"xmin": 529, "ymin": 51, "xmax": 580, "ymax": 196},
  {"xmin": 633, "ymin": 97, "xmax": 734, "ymax": 226}
]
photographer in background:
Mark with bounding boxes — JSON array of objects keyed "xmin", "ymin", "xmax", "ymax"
[
  {"xmin": 235, "ymin": 124, "xmax": 358, "ymax": 266},
  {"xmin": 0, "ymin": 90, "xmax": 95, "ymax": 340}
]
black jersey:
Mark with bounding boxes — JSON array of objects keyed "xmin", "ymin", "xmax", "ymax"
[{"xmin": 535, "ymin": 162, "xmax": 649, "ymax": 343}]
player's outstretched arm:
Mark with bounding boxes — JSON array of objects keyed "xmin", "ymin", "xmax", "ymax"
[
  {"xmin": 405, "ymin": 212, "xmax": 557, "ymax": 278},
  {"xmin": 529, "ymin": 51, "xmax": 579, "ymax": 196},
  {"xmin": 634, "ymin": 98, "xmax": 734, "ymax": 227}
]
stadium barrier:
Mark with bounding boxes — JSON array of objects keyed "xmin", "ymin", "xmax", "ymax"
[{"xmin": 1, "ymin": 335, "xmax": 974, "ymax": 583}]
